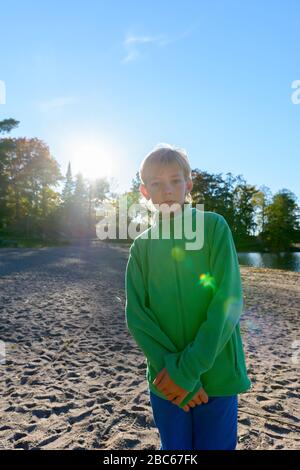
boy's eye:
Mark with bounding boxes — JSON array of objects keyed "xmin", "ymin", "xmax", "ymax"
[{"xmin": 150, "ymin": 178, "xmax": 182, "ymax": 187}]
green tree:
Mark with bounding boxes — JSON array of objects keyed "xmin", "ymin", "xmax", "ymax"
[
  {"xmin": 87, "ymin": 177, "xmax": 110, "ymax": 237},
  {"xmin": 61, "ymin": 162, "xmax": 75, "ymax": 208},
  {"xmin": 190, "ymin": 169, "xmax": 224, "ymax": 212},
  {"xmin": 0, "ymin": 136, "xmax": 62, "ymax": 235},
  {"xmin": 232, "ymin": 180, "xmax": 258, "ymax": 240},
  {"xmin": 252, "ymin": 185, "xmax": 273, "ymax": 236},
  {"xmin": 70, "ymin": 173, "xmax": 90, "ymax": 237},
  {"xmin": 18, "ymin": 138, "xmax": 63, "ymax": 236},
  {"xmin": 0, "ymin": 118, "xmax": 19, "ymax": 135},
  {"xmin": 0, "ymin": 119, "xmax": 20, "ymax": 228},
  {"xmin": 262, "ymin": 189, "xmax": 300, "ymax": 251}
]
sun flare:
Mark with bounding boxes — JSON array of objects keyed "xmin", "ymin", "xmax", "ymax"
[{"xmin": 63, "ymin": 133, "xmax": 117, "ymax": 181}]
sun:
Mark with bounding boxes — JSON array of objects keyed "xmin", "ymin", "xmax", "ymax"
[{"xmin": 63, "ymin": 132, "xmax": 117, "ymax": 181}]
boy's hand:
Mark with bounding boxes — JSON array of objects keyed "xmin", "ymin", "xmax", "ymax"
[
  {"xmin": 153, "ymin": 367, "xmax": 189, "ymax": 404},
  {"xmin": 181, "ymin": 387, "xmax": 209, "ymax": 412},
  {"xmin": 153, "ymin": 368, "xmax": 208, "ymax": 412}
]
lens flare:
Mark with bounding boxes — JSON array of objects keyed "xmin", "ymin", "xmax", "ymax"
[
  {"xmin": 171, "ymin": 246, "xmax": 186, "ymax": 262},
  {"xmin": 244, "ymin": 319, "xmax": 259, "ymax": 333},
  {"xmin": 199, "ymin": 272, "xmax": 216, "ymax": 292}
]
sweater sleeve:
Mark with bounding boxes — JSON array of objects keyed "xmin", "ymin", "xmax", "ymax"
[
  {"xmin": 125, "ymin": 241, "xmax": 178, "ymax": 374},
  {"xmin": 163, "ymin": 214, "xmax": 244, "ymax": 391}
]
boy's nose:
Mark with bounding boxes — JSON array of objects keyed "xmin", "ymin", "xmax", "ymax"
[{"xmin": 163, "ymin": 185, "xmax": 173, "ymax": 194}]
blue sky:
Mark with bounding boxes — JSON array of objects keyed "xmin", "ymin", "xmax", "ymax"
[{"xmin": 0, "ymin": 0, "xmax": 300, "ymax": 201}]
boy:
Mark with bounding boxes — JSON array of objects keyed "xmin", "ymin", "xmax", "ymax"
[{"xmin": 125, "ymin": 143, "xmax": 251, "ymax": 450}]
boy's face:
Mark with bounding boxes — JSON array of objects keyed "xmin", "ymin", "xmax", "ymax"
[{"xmin": 140, "ymin": 161, "xmax": 193, "ymax": 214}]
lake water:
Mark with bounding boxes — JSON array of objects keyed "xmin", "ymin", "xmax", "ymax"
[{"xmin": 237, "ymin": 252, "xmax": 300, "ymax": 272}]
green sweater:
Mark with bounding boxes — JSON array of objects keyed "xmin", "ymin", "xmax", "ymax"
[{"xmin": 125, "ymin": 204, "xmax": 251, "ymax": 409}]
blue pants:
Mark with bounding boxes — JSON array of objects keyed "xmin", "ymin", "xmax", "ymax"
[{"xmin": 149, "ymin": 391, "xmax": 238, "ymax": 450}]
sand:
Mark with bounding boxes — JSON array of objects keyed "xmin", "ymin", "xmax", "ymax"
[{"xmin": 0, "ymin": 241, "xmax": 299, "ymax": 450}]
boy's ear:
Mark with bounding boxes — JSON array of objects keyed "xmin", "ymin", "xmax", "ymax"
[
  {"xmin": 139, "ymin": 183, "xmax": 150, "ymax": 200},
  {"xmin": 187, "ymin": 179, "xmax": 193, "ymax": 192}
]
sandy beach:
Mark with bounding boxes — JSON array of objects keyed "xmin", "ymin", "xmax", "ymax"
[{"xmin": 0, "ymin": 241, "xmax": 299, "ymax": 450}]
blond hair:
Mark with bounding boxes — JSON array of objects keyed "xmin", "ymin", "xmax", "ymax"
[{"xmin": 139, "ymin": 143, "xmax": 193, "ymax": 204}]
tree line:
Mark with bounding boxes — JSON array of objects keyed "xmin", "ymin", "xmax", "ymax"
[{"xmin": 0, "ymin": 118, "xmax": 299, "ymax": 252}]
